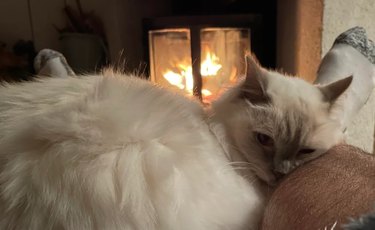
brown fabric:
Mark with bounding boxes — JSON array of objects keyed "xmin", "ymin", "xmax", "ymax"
[{"xmin": 261, "ymin": 144, "xmax": 375, "ymax": 230}]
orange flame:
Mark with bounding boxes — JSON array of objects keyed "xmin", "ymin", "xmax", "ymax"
[
  {"xmin": 201, "ymin": 52, "xmax": 222, "ymax": 76},
  {"xmin": 162, "ymin": 51, "xmax": 221, "ymax": 97}
]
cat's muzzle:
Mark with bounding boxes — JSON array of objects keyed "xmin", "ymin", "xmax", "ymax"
[{"xmin": 273, "ymin": 160, "xmax": 301, "ymax": 176}]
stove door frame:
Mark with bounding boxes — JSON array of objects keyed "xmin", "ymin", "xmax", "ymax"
[{"xmin": 143, "ymin": 14, "xmax": 263, "ymax": 101}]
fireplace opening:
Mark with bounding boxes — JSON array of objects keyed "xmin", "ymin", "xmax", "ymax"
[
  {"xmin": 144, "ymin": 14, "xmax": 267, "ymax": 103},
  {"xmin": 148, "ymin": 27, "xmax": 250, "ymax": 103}
]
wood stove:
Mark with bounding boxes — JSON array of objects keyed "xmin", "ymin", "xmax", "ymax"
[{"xmin": 144, "ymin": 15, "xmax": 264, "ymax": 103}]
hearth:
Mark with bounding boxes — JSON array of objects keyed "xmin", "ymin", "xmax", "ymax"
[{"xmin": 144, "ymin": 15, "xmax": 264, "ymax": 103}]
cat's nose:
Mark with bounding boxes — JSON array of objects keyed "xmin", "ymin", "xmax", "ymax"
[{"xmin": 274, "ymin": 160, "xmax": 294, "ymax": 175}]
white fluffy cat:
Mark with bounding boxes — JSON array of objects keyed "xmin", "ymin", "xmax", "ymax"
[{"xmin": 0, "ymin": 55, "xmax": 351, "ymax": 229}]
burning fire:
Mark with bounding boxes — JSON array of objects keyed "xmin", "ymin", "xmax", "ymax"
[
  {"xmin": 201, "ymin": 52, "xmax": 222, "ymax": 76},
  {"xmin": 162, "ymin": 51, "xmax": 222, "ymax": 97}
]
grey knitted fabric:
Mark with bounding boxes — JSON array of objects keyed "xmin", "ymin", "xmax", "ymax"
[
  {"xmin": 334, "ymin": 26, "xmax": 375, "ymax": 64},
  {"xmin": 34, "ymin": 49, "xmax": 76, "ymax": 76}
]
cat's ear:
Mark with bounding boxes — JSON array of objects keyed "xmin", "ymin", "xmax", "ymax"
[
  {"xmin": 241, "ymin": 55, "xmax": 270, "ymax": 104},
  {"xmin": 319, "ymin": 76, "xmax": 353, "ymax": 103}
]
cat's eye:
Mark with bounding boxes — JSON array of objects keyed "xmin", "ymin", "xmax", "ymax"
[
  {"xmin": 255, "ymin": 132, "xmax": 274, "ymax": 147},
  {"xmin": 298, "ymin": 148, "xmax": 315, "ymax": 154}
]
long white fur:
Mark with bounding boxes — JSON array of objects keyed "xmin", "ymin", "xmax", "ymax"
[
  {"xmin": 0, "ymin": 72, "xmax": 263, "ymax": 230},
  {"xmin": 0, "ymin": 60, "xmax": 349, "ymax": 229}
]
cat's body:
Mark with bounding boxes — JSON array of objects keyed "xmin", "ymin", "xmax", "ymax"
[
  {"xmin": 0, "ymin": 73, "xmax": 266, "ymax": 230},
  {"xmin": 0, "ymin": 56, "xmax": 352, "ymax": 229}
]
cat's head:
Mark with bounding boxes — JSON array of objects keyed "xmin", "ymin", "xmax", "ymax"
[{"xmin": 212, "ymin": 55, "xmax": 352, "ymax": 185}]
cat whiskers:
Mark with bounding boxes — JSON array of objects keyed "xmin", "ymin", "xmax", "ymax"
[
  {"xmin": 227, "ymin": 143, "xmax": 274, "ymax": 184},
  {"xmin": 221, "ymin": 161, "xmax": 260, "ymax": 183},
  {"xmin": 229, "ymin": 143, "xmax": 269, "ymax": 175}
]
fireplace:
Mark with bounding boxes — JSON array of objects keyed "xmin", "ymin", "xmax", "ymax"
[{"xmin": 144, "ymin": 15, "xmax": 264, "ymax": 103}]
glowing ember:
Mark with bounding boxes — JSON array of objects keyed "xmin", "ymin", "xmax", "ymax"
[{"xmin": 162, "ymin": 51, "xmax": 223, "ymax": 97}]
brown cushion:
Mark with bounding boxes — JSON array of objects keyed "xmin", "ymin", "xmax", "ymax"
[{"xmin": 261, "ymin": 144, "xmax": 375, "ymax": 229}]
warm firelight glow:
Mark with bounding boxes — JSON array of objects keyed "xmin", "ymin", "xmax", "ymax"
[
  {"xmin": 163, "ymin": 71, "xmax": 184, "ymax": 89},
  {"xmin": 162, "ymin": 51, "xmax": 222, "ymax": 97},
  {"xmin": 201, "ymin": 52, "xmax": 222, "ymax": 76}
]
